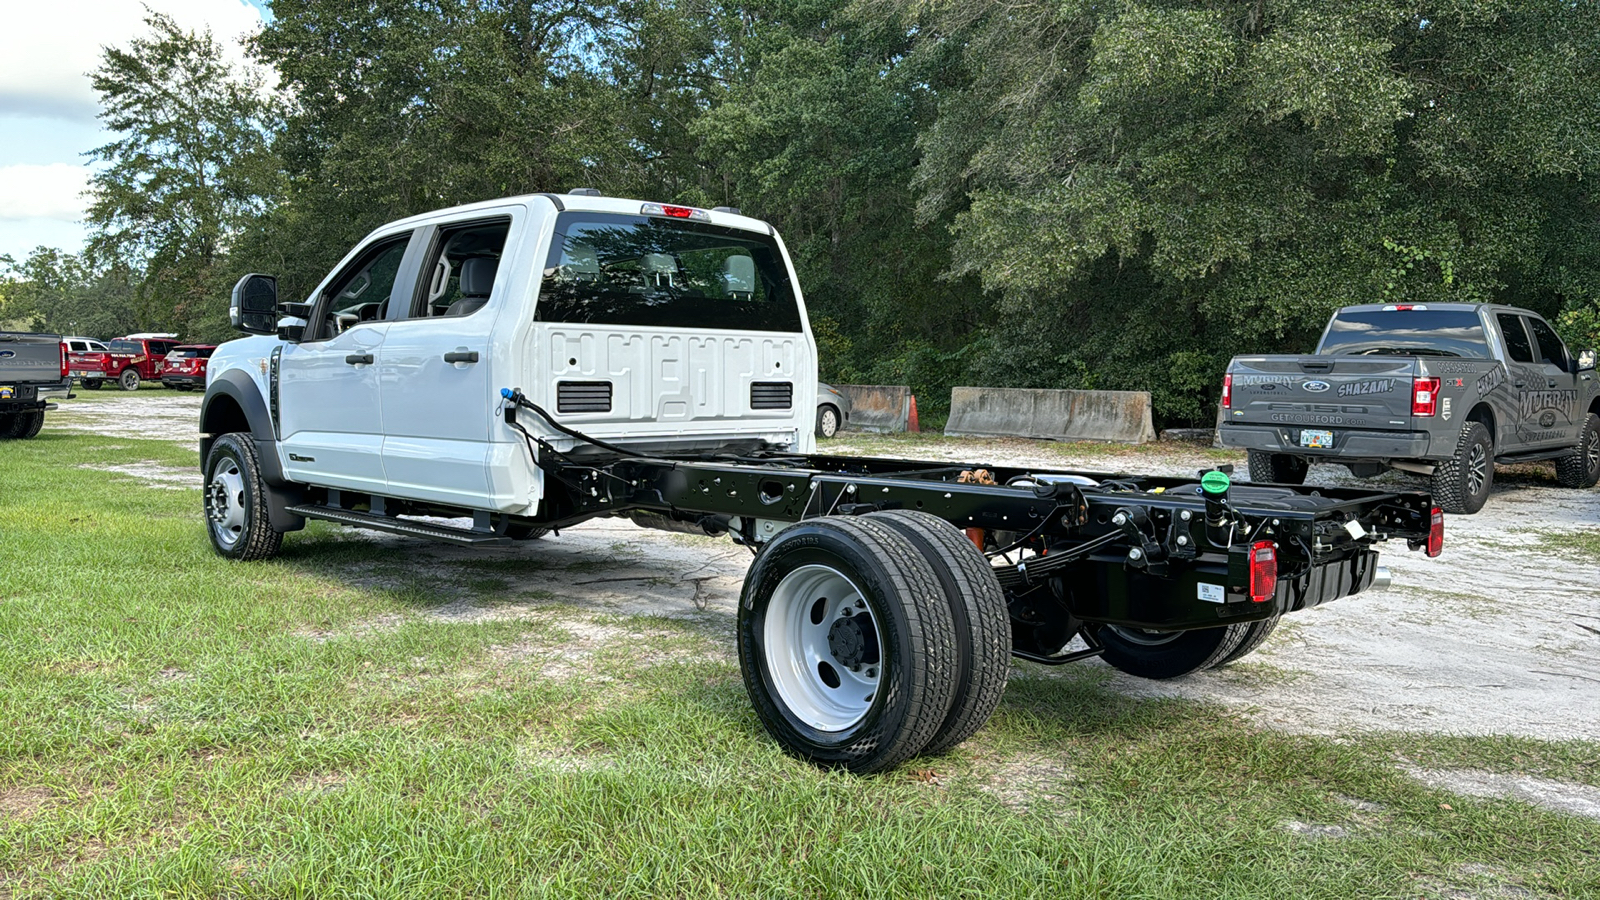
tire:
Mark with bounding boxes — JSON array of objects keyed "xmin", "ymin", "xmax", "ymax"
[
  {"xmin": 1090, "ymin": 623, "xmax": 1249, "ymax": 680},
  {"xmin": 1555, "ymin": 413, "xmax": 1600, "ymax": 489},
  {"xmin": 7, "ymin": 411, "xmax": 44, "ymax": 440},
  {"xmin": 82, "ymin": 378, "xmax": 102, "ymax": 391},
  {"xmin": 816, "ymin": 404, "xmax": 840, "ymax": 439},
  {"xmin": 1246, "ymin": 450, "xmax": 1309, "ymax": 485},
  {"xmin": 203, "ymin": 433, "xmax": 285, "ymax": 561},
  {"xmin": 1212, "ymin": 616, "xmax": 1280, "ymax": 667},
  {"xmin": 1430, "ymin": 421, "xmax": 1493, "ymax": 514},
  {"xmin": 866, "ymin": 510, "xmax": 1009, "ymax": 756},
  {"xmin": 738, "ymin": 516, "xmax": 959, "ymax": 773},
  {"xmin": 506, "ymin": 524, "xmax": 550, "ymax": 540},
  {"xmin": 119, "ymin": 368, "xmax": 141, "ymax": 391}
]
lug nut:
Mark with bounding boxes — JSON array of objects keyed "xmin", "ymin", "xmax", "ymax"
[{"xmin": 1128, "ymin": 547, "xmax": 1144, "ymax": 561}]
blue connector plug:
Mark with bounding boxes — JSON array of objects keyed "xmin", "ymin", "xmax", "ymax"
[{"xmin": 500, "ymin": 388, "xmax": 516, "ymax": 400}]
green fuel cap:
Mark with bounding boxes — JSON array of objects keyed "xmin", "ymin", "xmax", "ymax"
[{"xmin": 1201, "ymin": 470, "xmax": 1231, "ymax": 494}]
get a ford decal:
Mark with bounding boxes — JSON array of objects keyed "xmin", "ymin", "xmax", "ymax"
[{"xmin": 1302, "ymin": 380, "xmax": 1331, "ymax": 393}]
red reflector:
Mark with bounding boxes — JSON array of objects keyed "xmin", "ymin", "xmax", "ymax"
[
  {"xmin": 1249, "ymin": 540, "xmax": 1277, "ymax": 603},
  {"xmin": 661, "ymin": 205, "xmax": 694, "ymax": 218},
  {"xmin": 1427, "ymin": 507, "xmax": 1443, "ymax": 557},
  {"xmin": 1222, "ymin": 373, "xmax": 1232, "ymax": 409},
  {"xmin": 1412, "ymin": 377, "xmax": 1440, "ymax": 417}
]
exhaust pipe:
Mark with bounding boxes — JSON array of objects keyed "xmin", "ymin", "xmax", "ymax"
[{"xmin": 1369, "ymin": 566, "xmax": 1393, "ymax": 591}]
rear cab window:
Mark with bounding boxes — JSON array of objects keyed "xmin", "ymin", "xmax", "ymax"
[
  {"xmin": 1318, "ymin": 308, "xmax": 1491, "ymax": 358},
  {"xmin": 534, "ymin": 212, "xmax": 801, "ymax": 332}
]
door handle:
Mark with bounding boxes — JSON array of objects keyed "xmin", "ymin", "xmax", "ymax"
[
  {"xmin": 345, "ymin": 354, "xmax": 373, "ymax": 365},
  {"xmin": 443, "ymin": 351, "xmax": 479, "ymax": 364},
  {"xmin": 1547, "ymin": 379, "xmax": 1558, "ymax": 388},
  {"xmin": 1514, "ymin": 381, "xmax": 1527, "ymax": 388}
]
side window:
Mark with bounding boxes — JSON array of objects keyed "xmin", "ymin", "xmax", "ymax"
[
  {"xmin": 1525, "ymin": 316, "xmax": 1568, "ymax": 368},
  {"xmin": 68, "ymin": 341, "xmax": 85, "ymax": 352},
  {"xmin": 405, "ymin": 218, "xmax": 512, "ymax": 320},
  {"xmin": 308, "ymin": 234, "xmax": 413, "ymax": 340},
  {"xmin": 1496, "ymin": 313, "xmax": 1534, "ymax": 363}
]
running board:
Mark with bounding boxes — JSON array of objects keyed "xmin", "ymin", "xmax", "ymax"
[{"xmin": 286, "ymin": 504, "xmax": 513, "ymax": 546}]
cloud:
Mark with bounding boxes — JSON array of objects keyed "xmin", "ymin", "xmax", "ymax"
[
  {"xmin": 0, "ymin": 164, "xmax": 92, "ymax": 221},
  {"xmin": 0, "ymin": 0, "xmax": 266, "ymax": 122}
]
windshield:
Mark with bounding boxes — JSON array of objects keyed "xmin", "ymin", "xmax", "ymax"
[
  {"xmin": 534, "ymin": 213, "xmax": 802, "ymax": 332},
  {"xmin": 1318, "ymin": 309, "xmax": 1491, "ymax": 358}
]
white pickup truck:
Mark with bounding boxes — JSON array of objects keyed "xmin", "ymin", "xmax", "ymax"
[{"xmin": 201, "ymin": 191, "xmax": 1439, "ymax": 772}]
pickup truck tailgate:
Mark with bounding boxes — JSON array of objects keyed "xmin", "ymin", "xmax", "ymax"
[
  {"xmin": 0, "ymin": 333, "xmax": 64, "ymax": 384},
  {"xmin": 1228, "ymin": 356, "xmax": 1421, "ymax": 432}
]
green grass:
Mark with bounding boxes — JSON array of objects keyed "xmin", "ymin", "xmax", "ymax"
[
  {"xmin": 1536, "ymin": 528, "xmax": 1600, "ymax": 563},
  {"xmin": 2, "ymin": 414, "xmax": 1597, "ymax": 898}
]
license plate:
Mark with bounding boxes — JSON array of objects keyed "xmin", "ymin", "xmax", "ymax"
[{"xmin": 1299, "ymin": 429, "xmax": 1334, "ymax": 449}]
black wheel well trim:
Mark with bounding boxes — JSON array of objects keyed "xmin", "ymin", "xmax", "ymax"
[
  {"xmin": 200, "ymin": 371, "xmax": 277, "ymax": 470},
  {"xmin": 1465, "ymin": 402, "xmax": 1495, "ymax": 441}
]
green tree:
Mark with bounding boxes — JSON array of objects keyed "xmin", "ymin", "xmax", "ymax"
[
  {"xmin": 0, "ymin": 249, "xmax": 140, "ymax": 339},
  {"xmin": 906, "ymin": 0, "xmax": 1600, "ymax": 423},
  {"xmin": 86, "ymin": 11, "xmax": 281, "ymax": 339}
]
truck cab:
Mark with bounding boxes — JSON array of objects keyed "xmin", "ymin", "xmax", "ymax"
[{"xmin": 204, "ymin": 191, "xmax": 817, "ymax": 525}]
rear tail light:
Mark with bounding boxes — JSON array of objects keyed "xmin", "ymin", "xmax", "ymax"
[
  {"xmin": 1427, "ymin": 507, "xmax": 1443, "ymax": 557},
  {"xmin": 59, "ymin": 342, "xmax": 68, "ymax": 379},
  {"xmin": 1222, "ymin": 373, "xmax": 1233, "ymax": 409},
  {"xmin": 1249, "ymin": 541, "xmax": 1277, "ymax": 603},
  {"xmin": 1411, "ymin": 377, "xmax": 1440, "ymax": 417}
]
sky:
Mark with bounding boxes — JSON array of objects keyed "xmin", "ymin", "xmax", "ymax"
[{"xmin": 0, "ymin": 0, "xmax": 273, "ymax": 264}]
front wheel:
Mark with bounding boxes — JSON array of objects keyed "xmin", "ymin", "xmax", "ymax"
[
  {"xmin": 738, "ymin": 516, "xmax": 958, "ymax": 773},
  {"xmin": 119, "ymin": 368, "xmax": 141, "ymax": 391},
  {"xmin": 203, "ymin": 433, "xmax": 284, "ymax": 561},
  {"xmin": 1431, "ymin": 421, "xmax": 1493, "ymax": 514},
  {"xmin": 1555, "ymin": 413, "xmax": 1600, "ymax": 489},
  {"xmin": 82, "ymin": 378, "xmax": 102, "ymax": 391},
  {"xmin": 816, "ymin": 404, "xmax": 840, "ymax": 439},
  {"xmin": 1091, "ymin": 623, "xmax": 1250, "ymax": 679},
  {"xmin": 1246, "ymin": 450, "xmax": 1309, "ymax": 485}
]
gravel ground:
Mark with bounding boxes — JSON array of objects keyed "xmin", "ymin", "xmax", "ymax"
[{"xmin": 51, "ymin": 395, "xmax": 1600, "ymax": 742}]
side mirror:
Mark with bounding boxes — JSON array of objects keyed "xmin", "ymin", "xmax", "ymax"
[
  {"xmin": 230, "ymin": 274, "xmax": 279, "ymax": 335},
  {"xmin": 1578, "ymin": 348, "xmax": 1597, "ymax": 373}
]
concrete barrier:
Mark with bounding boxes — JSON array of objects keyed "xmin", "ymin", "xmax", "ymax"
[
  {"xmin": 835, "ymin": 384, "xmax": 911, "ymax": 432},
  {"xmin": 945, "ymin": 387, "xmax": 1157, "ymax": 444}
]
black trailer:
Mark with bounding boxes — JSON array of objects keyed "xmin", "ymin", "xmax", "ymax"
[{"xmin": 262, "ymin": 392, "xmax": 1442, "ymax": 773}]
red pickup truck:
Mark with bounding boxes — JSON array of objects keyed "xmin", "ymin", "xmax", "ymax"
[{"xmin": 70, "ymin": 334, "xmax": 180, "ymax": 391}]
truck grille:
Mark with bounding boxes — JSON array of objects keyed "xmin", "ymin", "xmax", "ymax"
[
  {"xmin": 750, "ymin": 381, "xmax": 793, "ymax": 410},
  {"xmin": 557, "ymin": 381, "xmax": 612, "ymax": 413}
]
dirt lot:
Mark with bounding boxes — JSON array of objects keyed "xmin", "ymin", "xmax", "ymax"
[{"xmin": 55, "ymin": 396, "xmax": 1600, "ymax": 743}]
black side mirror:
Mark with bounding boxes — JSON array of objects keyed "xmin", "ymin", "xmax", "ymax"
[
  {"xmin": 1578, "ymin": 348, "xmax": 1597, "ymax": 373},
  {"xmin": 230, "ymin": 274, "xmax": 279, "ymax": 335}
]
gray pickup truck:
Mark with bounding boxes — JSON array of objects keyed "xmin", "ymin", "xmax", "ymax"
[
  {"xmin": 1220, "ymin": 303, "xmax": 1600, "ymax": 513},
  {"xmin": 0, "ymin": 331, "xmax": 70, "ymax": 440}
]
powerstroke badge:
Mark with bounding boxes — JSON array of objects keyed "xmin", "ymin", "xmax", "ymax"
[{"xmin": 1337, "ymin": 378, "xmax": 1396, "ymax": 398}]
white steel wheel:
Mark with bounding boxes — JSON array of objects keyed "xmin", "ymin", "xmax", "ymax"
[
  {"xmin": 763, "ymin": 564, "xmax": 884, "ymax": 732},
  {"xmin": 737, "ymin": 516, "xmax": 959, "ymax": 773},
  {"xmin": 816, "ymin": 405, "xmax": 840, "ymax": 438},
  {"xmin": 205, "ymin": 460, "xmax": 248, "ymax": 551}
]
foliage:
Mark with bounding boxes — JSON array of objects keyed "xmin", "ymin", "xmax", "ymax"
[
  {"xmin": 40, "ymin": 0, "xmax": 1600, "ymax": 424},
  {"xmin": 0, "ymin": 250, "xmax": 141, "ymax": 339},
  {"xmin": 85, "ymin": 13, "xmax": 281, "ymax": 341}
]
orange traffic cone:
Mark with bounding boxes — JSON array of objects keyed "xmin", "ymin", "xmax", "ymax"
[{"xmin": 908, "ymin": 395, "xmax": 920, "ymax": 432}]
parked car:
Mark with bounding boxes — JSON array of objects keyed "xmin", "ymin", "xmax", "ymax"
[
  {"xmin": 816, "ymin": 382, "xmax": 851, "ymax": 438},
  {"xmin": 73, "ymin": 333, "xmax": 180, "ymax": 391},
  {"xmin": 160, "ymin": 344, "xmax": 217, "ymax": 391},
  {"xmin": 0, "ymin": 331, "xmax": 71, "ymax": 439},
  {"xmin": 1220, "ymin": 303, "xmax": 1599, "ymax": 513}
]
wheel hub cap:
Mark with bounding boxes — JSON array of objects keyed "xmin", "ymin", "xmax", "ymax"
[{"xmin": 205, "ymin": 463, "xmax": 247, "ymax": 548}]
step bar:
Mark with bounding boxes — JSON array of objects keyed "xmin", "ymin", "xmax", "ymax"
[{"xmin": 286, "ymin": 504, "xmax": 514, "ymax": 546}]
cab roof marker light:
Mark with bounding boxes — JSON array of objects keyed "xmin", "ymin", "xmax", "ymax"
[
  {"xmin": 641, "ymin": 202, "xmax": 711, "ymax": 222},
  {"xmin": 1381, "ymin": 304, "xmax": 1427, "ymax": 311}
]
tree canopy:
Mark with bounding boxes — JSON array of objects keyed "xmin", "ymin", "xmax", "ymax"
[{"xmin": 8, "ymin": 0, "xmax": 1598, "ymax": 424}]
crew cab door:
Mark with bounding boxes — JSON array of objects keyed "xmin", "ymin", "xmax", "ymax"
[
  {"xmin": 376, "ymin": 212, "xmax": 517, "ymax": 509},
  {"xmin": 1521, "ymin": 314, "xmax": 1583, "ymax": 447},
  {"xmin": 279, "ymin": 230, "xmax": 421, "ymax": 492}
]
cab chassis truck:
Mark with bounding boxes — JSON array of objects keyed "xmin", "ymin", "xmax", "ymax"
[{"xmin": 201, "ymin": 191, "xmax": 1442, "ymax": 773}]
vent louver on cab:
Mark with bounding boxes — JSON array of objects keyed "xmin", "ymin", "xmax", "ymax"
[
  {"xmin": 557, "ymin": 381, "xmax": 612, "ymax": 413},
  {"xmin": 750, "ymin": 381, "xmax": 793, "ymax": 410}
]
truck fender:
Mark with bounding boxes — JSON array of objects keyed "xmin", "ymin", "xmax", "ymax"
[{"xmin": 200, "ymin": 370, "xmax": 305, "ymax": 533}]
